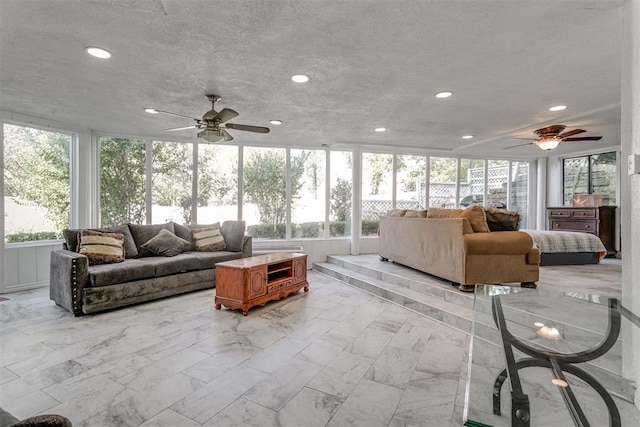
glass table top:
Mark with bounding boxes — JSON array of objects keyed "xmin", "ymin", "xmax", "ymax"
[{"xmin": 463, "ymin": 284, "xmax": 637, "ymax": 427}]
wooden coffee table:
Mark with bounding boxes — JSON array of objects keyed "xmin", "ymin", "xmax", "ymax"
[{"xmin": 214, "ymin": 252, "xmax": 308, "ymax": 315}]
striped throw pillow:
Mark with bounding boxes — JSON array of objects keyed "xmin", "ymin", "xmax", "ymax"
[
  {"xmin": 192, "ymin": 223, "xmax": 226, "ymax": 251},
  {"xmin": 78, "ymin": 229, "xmax": 126, "ymax": 265}
]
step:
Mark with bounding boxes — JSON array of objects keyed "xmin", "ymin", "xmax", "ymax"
[
  {"xmin": 313, "ymin": 261, "xmax": 473, "ymax": 333},
  {"xmin": 326, "ymin": 254, "xmax": 475, "ymax": 310}
]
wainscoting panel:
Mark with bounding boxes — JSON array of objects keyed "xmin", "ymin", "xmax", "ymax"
[{"xmin": 2, "ymin": 241, "xmax": 63, "ymax": 293}]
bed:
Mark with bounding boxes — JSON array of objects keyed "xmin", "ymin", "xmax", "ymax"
[{"xmin": 521, "ymin": 230, "xmax": 607, "ymax": 266}]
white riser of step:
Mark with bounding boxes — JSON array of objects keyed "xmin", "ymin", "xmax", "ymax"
[
  {"xmin": 325, "ymin": 255, "xmax": 474, "ymax": 310},
  {"xmin": 314, "ymin": 262, "xmax": 472, "ymax": 333}
]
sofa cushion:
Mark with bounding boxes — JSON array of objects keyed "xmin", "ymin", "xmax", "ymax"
[
  {"xmin": 459, "ymin": 205, "xmax": 490, "ymax": 233},
  {"xmin": 404, "ymin": 210, "xmax": 428, "ymax": 218},
  {"xmin": 387, "ymin": 209, "xmax": 408, "ymax": 217},
  {"xmin": 192, "ymin": 223, "xmax": 226, "ymax": 251},
  {"xmin": 221, "ymin": 220, "xmax": 246, "ymax": 252},
  {"xmin": 88, "ymin": 259, "xmax": 155, "ymax": 287},
  {"xmin": 173, "ymin": 222, "xmax": 196, "ymax": 252},
  {"xmin": 78, "ymin": 230, "xmax": 126, "ymax": 265},
  {"xmin": 427, "ymin": 208, "xmax": 462, "ymax": 218},
  {"xmin": 464, "ymin": 231, "xmax": 534, "ymax": 255},
  {"xmin": 128, "ymin": 222, "xmax": 175, "ymax": 257},
  {"xmin": 141, "ymin": 254, "xmax": 201, "ymax": 277},
  {"xmin": 187, "ymin": 251, "xmax": 245, "ymax": 270},
  {"xmin": 142, "ymin": 228, "xmax": 190, "ymax": 257},
  {"xmin": 485, "ymin": 207, "xmax": 521, "ymax": 231}
]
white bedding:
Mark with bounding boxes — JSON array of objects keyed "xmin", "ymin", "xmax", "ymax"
[{"xmin": 522, "ymin": 230, "xmax": 607, "ymax": 255}]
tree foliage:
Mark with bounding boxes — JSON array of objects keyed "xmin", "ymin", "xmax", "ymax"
[
  {"xmin": 3, "ymin": 125, "xmax": 70, "ymax": 236},
  {"xmin": 243, "ymin": 149, "xmax": 308, "ymax": 225},
  {"xmin": 100, "ymin": 138, "xmax": 147, "ymax": 227},
  {"xmin": 330, "ymin": 178, "xmax": 352, "ymax": 221}
]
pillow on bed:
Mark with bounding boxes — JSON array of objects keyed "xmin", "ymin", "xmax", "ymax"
[{"xmin": 485, "ymin": 207, "xmax": 521, "ymax": 231}]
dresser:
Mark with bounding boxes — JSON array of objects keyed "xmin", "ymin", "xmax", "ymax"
[{"xmin": 546, "ymin": 206, "xmax": 617, "ymax": 254}]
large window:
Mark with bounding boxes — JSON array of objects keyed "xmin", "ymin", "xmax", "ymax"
[
  {"xmin": 3, "ymin": 124, "xmax": 71, "ymax": 242},
  {"xmin": 151, "ymin": 141, "xmax": 193, "ymax": 225},
  {"xmin": 243, "ymin": 147, "xmax": 288, "ymax": 239},
  {"xmin": 100, "ymin": 138, "xmax": 146, "ymax": 227},
  {"xmin": 329, "ymin": 151, "xmax": 352, "ymax": 237},
  {"xmin": 459, "ymin": 159, "xmax": 485, "ymax": 207},
  {"xmin": 396, "ymin": 155, "xmax": 426, "ymax": 209},
  {"xmin": 292, "ymin": 149, "xmax": 326, "ymax": 238},
  {"xmin": 362, "ymin": 153, "xmax": 393, "ymax": 236},
  {"xmin": 511, "ymin": 161, "xmax": 529, "ymax": 228},
  {"xmin": 197, "ymin": 144, "xmax": 238, "ymax": 224},
  {"xmin": 429, "ymin": 157, "xmax": 457, "ymax": 208},
  {"xmin": 563, "ymin": 152, "xmax": 616, "ymax": 206}
]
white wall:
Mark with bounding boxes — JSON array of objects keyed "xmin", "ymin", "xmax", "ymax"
[{"xmin": 621, "ymin": 0, "xmax": 640, "ymax": 410}]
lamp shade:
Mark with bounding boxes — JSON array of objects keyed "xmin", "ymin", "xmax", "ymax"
[
  {"xmin": 535, "ymin": 136, "xmax": 561, "ymax": 150},
  {"xmin": 198, "ymin": 129, "xmax": 225, "ymax": 143}
]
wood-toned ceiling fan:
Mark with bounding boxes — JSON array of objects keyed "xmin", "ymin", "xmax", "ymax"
[
  {"xmin": 147, "ymin": 95, "xmax": 270, "ymax": 143},
  {"xmin": 504, "ymin": 125, "xmax": 602, "ymax": 151}
]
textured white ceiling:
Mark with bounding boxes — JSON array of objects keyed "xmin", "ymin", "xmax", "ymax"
[{"xmin": 0, "ymin": 0, "xmax": 623, "ymax": 158}]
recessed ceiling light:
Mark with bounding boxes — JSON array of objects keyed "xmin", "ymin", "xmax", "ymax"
[
  {"xmin": 144, "ymin": 108, "xmax": 159, "ymax": 114},
  {"xmin": 549, "ymin": 105, "xmax": 567, "ymax": 111},
  {"xmin": 270, "ymin": 120, "xmax": 283, "ymax": 125},
  {"xmin": 462, "ymin": 135, "xmax": 473, "ymax": 139},
  {"xmin": 374, "ymin": 127, "xmax": 386, "ymax": 132},
  {"xmin": 435, "ymin": 91, "xmax": 453, "ymax": 99},
  {"xmin": 86, "ymin": 47, "xmax": 112, "ymax": 59},
  {"xmin": 291, "ymin": 74, "xmax": 309, "ymax": 83}
]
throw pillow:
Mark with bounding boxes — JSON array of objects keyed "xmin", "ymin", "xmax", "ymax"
[
  {"xmin": 458, "ymin": 205, "xmax": 490, "ymax": 233},
  {"xmin": 485, "ymin": 207, "xmax": 521, "ymax": 231},
  {"xmin": 63, "ymin": 225, "xmax": 138, "ymax": 258},
  {"xmin": 78, "ymin": 229, "xmax": 125, "ymax": 265},
  {"xmin": 141, "ymin": 229, "xmax": 190, "ymax": 257},
  {"xmin": 192, "ymin": 223, "xmax": 226, "ymax": 251}
]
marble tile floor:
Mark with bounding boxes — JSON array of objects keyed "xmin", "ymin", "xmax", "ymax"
[
  {"xmin": 1, "ymin": 257, "xmax": 638, "ymax": 426},
  {"xmin": 1, "ymin": 270, "xmax": 471, "ymax": 427}
]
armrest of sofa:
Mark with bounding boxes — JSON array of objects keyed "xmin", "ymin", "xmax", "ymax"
[
  {"xmin": 49, "ymin": 249, "xmax": 89, "ymax": 316},
  {"xmin": 464, "ymin": 231, "xmax": 540, "ymax": 264},
  {"xmin": 241, "ymin": 236, "xmax": 252, "ymax": 258}
]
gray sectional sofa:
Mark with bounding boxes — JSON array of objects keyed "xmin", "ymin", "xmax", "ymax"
[{"xmin": 50, "ymin": 221, "xmax": 252, "ymax": 316}]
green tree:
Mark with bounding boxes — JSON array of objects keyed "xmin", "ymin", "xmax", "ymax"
[
  {"xmin": 151, "ymin": 141, "xmax": 193, "ymax": 224},
  {"xmin": 100, "ymin": 138, "xmax": 146, "ymax": 227},
  {"xmin": 243, "ymin": 149, "xmax": 308, "ymax": 225},
  {"xmin": 330, "ymin": 178, "xmax": 352, "ymax": 221},
  {"xmin": 365, "ymin": 153, "xmax": 393, "ymax": 195}
]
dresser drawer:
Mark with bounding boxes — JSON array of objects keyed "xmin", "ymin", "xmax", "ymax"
[
  {"xmin": 550, "ymin": 220, "xmax": 597, "ymax": 233},
  {"xmin": 548, "ymin": 209, "xmax": 571, "ymax": 218},
  {"xmin": 571, "ymin": 209, "xmax": 597, "ymax": 218}
]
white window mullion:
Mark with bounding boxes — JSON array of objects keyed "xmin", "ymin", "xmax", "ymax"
[
  {"xmin": 145, "ymin": 139, "xmax": 153, "ymax": 224},
  {"xmin": 237, "ymin": 145, "xmax": 243, "ymax": 221},
  {"xmin": 325, "ymin": 149, "xmax": 331, "ymax": 238},
  {"xmin": 285, "ymin": 147, "xmax": 292, "ymax": 239},
  {"xmin": 191, "ymin": 143, "xmax": 198, "ymax": 225}
]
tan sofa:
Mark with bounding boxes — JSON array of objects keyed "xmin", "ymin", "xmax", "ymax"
[{"xmin": 378, "ymin": 214, "xmax": 539, "ymax": 291}]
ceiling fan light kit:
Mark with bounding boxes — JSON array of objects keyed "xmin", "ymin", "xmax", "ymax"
[
  {"xmin": 198, "ymin": 129, "xmax": 225, "ymax": 143},
  {"xmin": 150, "ymin": 95, "xmax": 270, "ymax": 142},
  {"xmin": 535, "ymin": 136, "xmax": 561, "ymax": 150}
]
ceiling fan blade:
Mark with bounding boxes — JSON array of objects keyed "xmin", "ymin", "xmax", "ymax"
[
  {"xmin": 563, "ymin": 136, "xmax": 603, "ymax": 141},
  {"xmin": 504, "ymin": 142, "xmax": 534, "ymax": 149},
  {"xmin": 557, "ymin": 129, "xmax": 586, "ymax": 138},
  {"xmin": 213, "ymin": 108, "xmax": 239, "ymax": 123},
  {"xmin": 154, "ymin": 109, "xmax": 200, "ymax": 121},
  {"xmin": 165, "ymin": 125, "xmax": 197, "ymax": 131},
  {"xmin": 225, "ymin": 123, "xmax": 270, "ymax": 133},
  {"xmin": 221, "ymin": 129, "xmax": 234, "ymax": 141}
]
